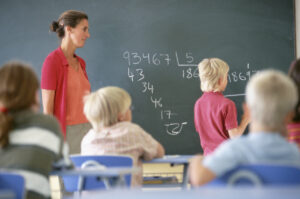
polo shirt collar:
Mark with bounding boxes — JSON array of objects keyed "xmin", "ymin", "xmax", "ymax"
[
  {"xmin": 204, "ymin": 91, "xmax": 223, "ymax": 96},
  {"xmin": 57, "ymin": 47, "xmax": 77, "ymax": 66}
]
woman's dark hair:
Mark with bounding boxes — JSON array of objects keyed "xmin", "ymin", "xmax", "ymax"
[
  {"xmin": 288, "ymin": 59, "xmax": 300, "ymax": 122},
  {"xmin": 50, "ymin": 10, "xmax": 88, "ymax": 39},
  {"xmin": 0, "ymin": 61, "xmax": 39, "ymax": 148}
]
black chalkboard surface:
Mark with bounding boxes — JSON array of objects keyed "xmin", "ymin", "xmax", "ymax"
[{"xmin": 0, "ymin": 0, "xmax": 295, "ymax": 154}]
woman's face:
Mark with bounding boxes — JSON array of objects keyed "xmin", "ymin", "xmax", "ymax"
[{"xmin": 69, "ymin": 19, "xmax": 90, "ymax": 48}]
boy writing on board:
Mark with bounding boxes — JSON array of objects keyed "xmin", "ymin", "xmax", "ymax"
[
  {"xmin": 194, "ymin": 58, "xmax": 250, "ymax": 155},
  {"xmin": 189, "ymin": 70, "xmax": 300, "ymax": 186}
]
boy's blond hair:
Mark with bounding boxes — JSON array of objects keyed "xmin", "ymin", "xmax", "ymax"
[
  {"xmin": 83, "ymin": 86, "xmax": 131, "ymax": 131},
  {"xmin": 246, "ymin": 70, "xmax": 298, "ymax": 129},
  {"xmin": 198, "ymin": 58, "xmax": 229, "ymax": 92}
]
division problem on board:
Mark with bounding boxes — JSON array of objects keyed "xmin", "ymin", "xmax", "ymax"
[
  {"xmin": 124, "ymin": 51, "xmax": 192, "ymax": 136},
  {"xmin": 123, "ymin": 50, "xmax": 260, "ymax": 135}
]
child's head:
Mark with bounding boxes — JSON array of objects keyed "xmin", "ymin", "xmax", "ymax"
[
  {"xmin": 288, "ymin": 59, "xmax": 300, "ymax": 122},
  {"xmin": 198, "ymin": 58, "xmax": 229, "ymax": 92},
  {"xmin": 0, "ymin": 61, "xmax": 39, "ymax": 147},
  {"xmin": 84, "ymin": 86, "xmax": 132, "ymax": 131},
  {"xmin": 246, "ymin": 70, "xmax": 298, "ymax": 130},
  {"xmin": 0, "ymin": 61, "xmax": 39, "ymax": 112}
]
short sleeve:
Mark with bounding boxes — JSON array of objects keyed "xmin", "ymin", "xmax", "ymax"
[
  {"xmin": 202, "ymin": 140, "xmax": 242, "ymax": 176},
  {"xmin": 224, "ymin": 100, "xmax": 238, "ymax": 130},
  {"xmin": 41, "ymin": 54, "xmax": 58, "ymax": 90},
  {"xmin": 134, "ymin": 124, "xmax": 159, "ymax": 161}
]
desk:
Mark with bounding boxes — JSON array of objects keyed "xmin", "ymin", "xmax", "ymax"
[
  {"xmin": 66, "ymin": 186, "xmax": 300, "ymax": 199},
  {"xmin": 51, "ymin": 167, "xmax": 139, "ymax": 190},
  {"xmin": 143, "ymin": 155, "xmax": 193, "ymax": 188},
  {"xmin": 0, "ymin": 190, "xmax": 14, "ymax": 199}
]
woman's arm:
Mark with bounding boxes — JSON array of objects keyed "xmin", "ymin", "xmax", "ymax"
[{"xmin": 41, "ymin": 89, "xmax": 55, "ymax": 114}]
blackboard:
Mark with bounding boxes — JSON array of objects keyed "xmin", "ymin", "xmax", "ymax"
[{"xmin": 0, "ymin": 0, "xmax": 295, "ymax": 154}]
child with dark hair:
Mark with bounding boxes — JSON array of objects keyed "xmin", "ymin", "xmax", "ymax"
[{"xmin": 0, "ymin": 61, "xmax": 69, "ymax": 199}]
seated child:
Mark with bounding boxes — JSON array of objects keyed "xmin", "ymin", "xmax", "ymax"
[
  {"xmin": 81, "ymin": 86, "xmax": 165, "ymax": 186},
  {"xmin": 189, "ymin": 69, "xmax": 300, "ymax": 186},
  {"xmin": 287, "ymin": 59, "xmax": 300, "ymax": 149},
  {"xmin": 0, "ymin": 61, "xmax": 69, "ymax": 199},
  {"xmin": 194, "ymin": 58, "xmax": 250, "ymax": 155}
]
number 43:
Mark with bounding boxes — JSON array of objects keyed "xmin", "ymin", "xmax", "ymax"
[{"xmin": 128, "ymin": 68, "xmax": 145, "ymax": 82}]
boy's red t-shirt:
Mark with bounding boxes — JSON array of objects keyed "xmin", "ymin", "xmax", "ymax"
[{"xmin": 194, "ymin": 92, "xmax": 238, "ymax": 155}]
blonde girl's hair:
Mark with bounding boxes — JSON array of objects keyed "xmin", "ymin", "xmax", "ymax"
[
  {"xmin": 198, "ymin": 58, "xmax": 229, "ymax": 92},
  {"xmin": 83, "ymin": 86, "xmax": 131, "ymax": 131},
  {"xmin": 0, "ymin": 61, "xmax": 39, "ymax": 148}
]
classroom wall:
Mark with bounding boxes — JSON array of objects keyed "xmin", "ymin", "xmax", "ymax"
[
  {"xmin": 297, "ymin": 0, "xmax": 300, "ymax": 57},
  {"xmin": 0, "ymin": 0, "xmax": 295, "ymax": 155}
]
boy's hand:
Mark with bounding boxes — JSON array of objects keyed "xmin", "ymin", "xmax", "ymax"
[{"xmin": 242, "ymin": 103, "xmax": 251, "ymax": 124}]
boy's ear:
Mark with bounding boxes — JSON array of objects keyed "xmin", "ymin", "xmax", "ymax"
[
  {"xmin": 217, "ymin": 76, "xmax": 225, "ymax": 87},
  {"xmin": 217, "ymin": 77, "xmax": 222, "ymax": 86},
  {"xmin": 284, "ymin": 111, "xmax": 295, "ymax": 125},
  {"xmin": 117, "ymin": 112, "xmax": 124, "ymax": 122}
]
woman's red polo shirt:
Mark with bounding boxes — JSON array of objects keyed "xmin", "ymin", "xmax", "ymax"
[{"xmin": 41, "ymin": 47, "xmax": 89, "ymax": 137}]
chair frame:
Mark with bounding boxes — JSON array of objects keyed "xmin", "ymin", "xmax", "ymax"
[
  {"xmin": 207, "ymin": 163, "xmax": 300, "ymax": 187},
  {"xmin": 62, "ymin": 155, "xmax": 133, "ymax": 194},
  {"xmin": 0, "ymin": 171, "xmax": 25, "ymax": 199}
]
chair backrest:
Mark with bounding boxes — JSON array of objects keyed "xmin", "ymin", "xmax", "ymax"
[
  {"xmin": 0, "ymin": 172, "xmax": 25, "ymax": 199},
  {"xmin": 207, "ymin": 164, "xmax": 300, "ymax": 187},
  {"xmin": 62, "ymin": 155, "xmax": 133, "ymax": 192}
]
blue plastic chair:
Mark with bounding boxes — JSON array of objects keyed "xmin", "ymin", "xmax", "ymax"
[
  {"xmin": 62, "ymin": 155, "xmax": 133, "ymax": 193},
  {"xmin": 0, "ymin": 172, "xmax": 25, "ymax": 199},
  {"xmin": 207, "ymin": 164, "xmax": 300, "ymax": 187}
]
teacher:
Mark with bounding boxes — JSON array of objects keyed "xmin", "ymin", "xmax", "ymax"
[{"xmin": 41, "ymin": 10, "xmax": 91, "ymax": 154}]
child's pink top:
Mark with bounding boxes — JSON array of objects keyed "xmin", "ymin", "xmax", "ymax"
[
  {"xmin": 287, "ymin": 122, "xmax": 300, "ymax": 149},
  {"xmin": 194, "ymin": 92, "xmax": 238, "ymax": 155},
  {"xmin": 81, "ymin": 121, "xmax": 160, "ymax": 186}
]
